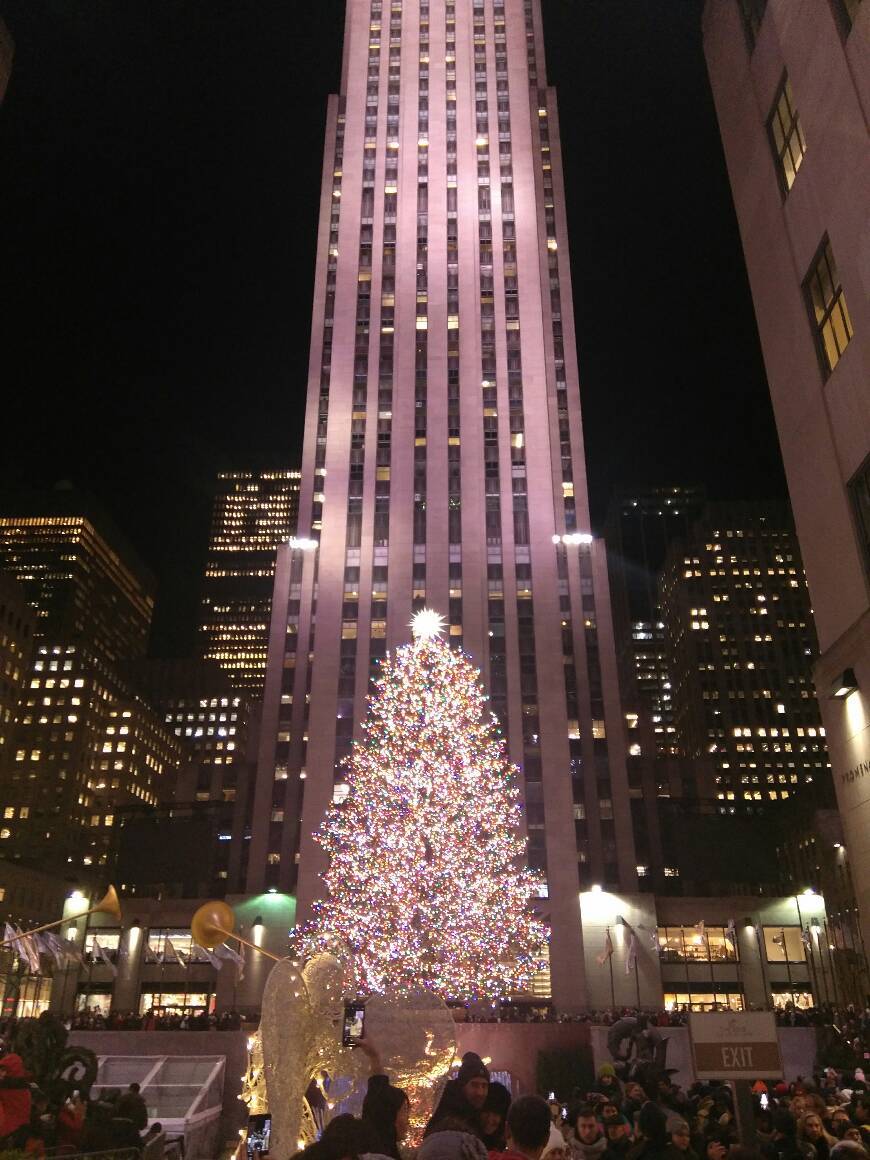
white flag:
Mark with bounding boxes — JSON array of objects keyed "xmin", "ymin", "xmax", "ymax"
[
  {"xmin": 596, "ymin": 928, "xmax": 614, "ymax": 967},
  {"xmin": 725, "ymin": 918, "xmax": 737, "ymax": 948},
  {"xmin": 15, "ymin": 927, "xmax": 41, "ymax": 974},
  {"xmin": 215, "ymin": 942, "xmax": 243, "ymax": 967},
  {"xmin": 42, "ymin": 932, "xmax": 67, "ymax": 968},
  {"xmin": 625, "ymin": 932, "xmax": 638, "ymax": 975},
  {"xmin": 166, "ymin": 939, "xmax": 187, "ymax": 968},
  {"xmin": 193, "ymin": 944, "xmax": 224, "ymax": 970},
  {"xmin": 649, "ymin": 928, "xmax": 660, "ymax": 956},
  {"xmin": 92, "ymin": 938, "xmax": 118, "ymax": 978}
]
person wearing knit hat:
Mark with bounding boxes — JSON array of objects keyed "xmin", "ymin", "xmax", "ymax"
[
  {"xmin": 425, "ymin": 1053, "xmax": 490, "ymax": 1138},
  {"xmin": 603, "ymin": 1115, "xmax": 634, "ymax": 1160},
  {"xmin": 597, "ymin": 1064, "xmax": 624, "ymax": 1106},
  {"xmin": 481, "ymin": 1081, "xmax": 512, "ymax": 1152}
]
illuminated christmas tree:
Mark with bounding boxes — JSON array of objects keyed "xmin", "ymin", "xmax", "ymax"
[{"xmin": 298, "ymin": 609, "xmax": 548, "ymax": 999}]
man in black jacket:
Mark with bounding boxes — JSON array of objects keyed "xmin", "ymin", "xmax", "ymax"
[{"xmin": 426, "ymin": 1053, "xmax": 491, "ymax": 1137}]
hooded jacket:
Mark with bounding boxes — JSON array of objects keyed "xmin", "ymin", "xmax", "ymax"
[{"xmin": 0, "ymin": 1054, "xmax": 32, "ymax": 1141}]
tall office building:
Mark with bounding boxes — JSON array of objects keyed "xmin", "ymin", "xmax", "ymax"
[
  {"xmin": 201, "ymin": 471, "xmax": 300, "ymax": 696},
  {"xmin": 703, "ymin": 2, "xmax": 870, "ymax": 943},
  {"xmin": 0, "ymin": 490, "xmax": 153, "ymax": 665},
  {"xmin": 253, "ymin": 0, "xmax": 632, "ymax": 1009},
  {"xmin": 604, "ymin": 485, "xmax": 707, "ymax": 756},
  {"xmin": 0, "ymin": 573, "xmax": 34, "ymax": 770},
  {"xmin": 658, "ymin": 502, "xmax": 830, "ymax": 806},
  {"xmin": 0, "ymin": 492, "xmax": 179, "ymax": 871}
]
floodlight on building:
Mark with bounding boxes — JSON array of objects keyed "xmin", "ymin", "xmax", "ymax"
[
  {"xmin": 289, "ymin": 537, "xmax": 318, "ymax": 552},
  {"xmin": 831, "ymin": 668, "xmax": 858, "ymax": 698}
]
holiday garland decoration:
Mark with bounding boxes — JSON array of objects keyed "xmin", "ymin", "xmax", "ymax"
[{"xmin": 297, "ymin": 610, "xmax": 548, "ymax": 999}]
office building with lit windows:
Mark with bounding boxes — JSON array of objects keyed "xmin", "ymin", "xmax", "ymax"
[
  {"xmin": 703, "ymin": 1, "xmax": 870, "ymax": 948},
  {"xmin": 252, "ymin": 0, "xmax": 635, "ymax": 1010},
  {"xmin": 0, "ymin": 490, "xmax": 154, "ymax": 666},
  {"xmin": 0, "ymin": 572, "xmax": 34, "ymax": 773},
  {"xmin": 201, "ymin": 471, "xmax": 300, "ymax": 697},
  {"xmin": 604, "ymin": 485, "xmax": 707, "ymax": 757},
  {"xmin": 117, "ymin": 658, "xmax": 256, "ymax": 894},
  {"xmin": 658, "ymin": 502, "xmax": 830, "ymax": 806},
  {"xmin": 0, "ymin": 492, "xmax": 181, "ymax": 872}
]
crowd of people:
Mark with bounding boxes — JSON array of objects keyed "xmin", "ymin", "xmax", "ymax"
[
  {"xmin": 0, "ymin": 1055, "xmax": 171, "ymax": 1157},
  {"xmin": 67, "ymin": 1006, "xmax": 244, "ymax": 1031},
  {"xmin": 290, "ymin": 1042, "xmax": 870, "ymax": 1160}
]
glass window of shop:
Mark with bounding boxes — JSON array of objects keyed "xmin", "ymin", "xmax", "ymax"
[
  {"xmin": 762, "ymin": 926, "xmax": 806, "ymax": 963},
  {"xmin": 146, "ymin": 929, "xmax": 212, "ymax": 962},
  {"xmin": 658, "ymin": 926, "xmax": 738, "ymax": 963},
  {"xmin": 663, "ymin": 990, "xmax": 744, "ymax": 1012},
  {"xmin": 771, "ymin": 987, "xmax": 814, "ymax": 1010},
  {"xmin": 140, "ymin": 991, "xmax": 215, "ymax": 1017}
]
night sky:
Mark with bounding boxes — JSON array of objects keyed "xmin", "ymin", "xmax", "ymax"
[{"xmin": 0, "ymin": 0, "xmax": 787, "ymax": 656}]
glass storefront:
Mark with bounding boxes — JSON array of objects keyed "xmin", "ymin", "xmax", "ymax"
[
  {"xmin": 663, "ymin": 990, "xmax": 745, "ymax": 1012},
  {"xmin": 140, "ymin": 991, "xmax": 215, "ymax": 1017}
]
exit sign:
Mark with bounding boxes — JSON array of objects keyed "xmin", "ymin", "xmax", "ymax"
[{"xmin": 689, "ymin": 1012, "xmax": 782, "ymax": 1080}]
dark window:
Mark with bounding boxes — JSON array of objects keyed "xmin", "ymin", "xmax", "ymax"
[
  {"xmin": 767, "ymin": 76, "xmax": 806, "ymax": 194},
  {"xmin": 804, "ymin": 238, "xmax": 854, "ymax": 376},
  {"xmin": 738, "ymin": 0, "xmax": 768, "ymax": 49},
  {"xmin": 833, "ymin": 0, "xmax": 862, "ymax": 35},
  {"xmin": 848, "ymin": 457, "xmax": 870, "ymax": 577}
]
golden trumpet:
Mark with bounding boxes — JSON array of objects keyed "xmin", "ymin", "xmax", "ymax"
[
  {"xmin": 190, "ymin": 899, "xmax": 281, "ymax": 962},
  {"xmin": 0, "ymin": 884, "xmax": 122, "ymax": 948}
]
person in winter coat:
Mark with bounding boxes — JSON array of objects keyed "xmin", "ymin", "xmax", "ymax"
[
  {"xmin": 603, "ymin": 1116, "xmax": 634, "ymax": 1160},
  {"xmin": 481, "ymin": 1082, "xmax": 512, "ymax": 1152},
  {"xmin": 663, "ymin": 1118, "xmax": 697, "ymax": 1160},
  {"xmin": 427, "ymin": 1053, "xmax": 490, "ymax": 1138},
  {"xmin": 116, "ymin": 1082, "xmax": 148, "ymax": 1131},
  {"xmin": 0, "ymin": 1052, "xmax": 32, "ymax": 1147},
  {"xmin": 492, "ymin": 1095, "xmax": 554, "ymax": 1160},
  {"xmin": 596, "ymin": 1067, "xmax": 625, "ymax": 1108},
  {"xmin": 565, "ymin": 1105, "xmax": 607, "ymax": 1160},
  {"xmin": 627, "ymin": 1103, "xmax": 671, "ymax": 1160},
  {"xmin": 799, "ymin": 1113, "xmax": 838, "ymax": 1160},
  {"xmin": 358, "ymin": 1038, "xmax": 410, "ymax": 1160}
]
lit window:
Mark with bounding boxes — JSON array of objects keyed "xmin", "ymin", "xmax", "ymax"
[
  {"xmin": 804, "ymin": 238, "xmax": 853, "ymax": 376},
  {"xmin": 767, "ymin": 76, "xmax": 806, "ymax": 193}
]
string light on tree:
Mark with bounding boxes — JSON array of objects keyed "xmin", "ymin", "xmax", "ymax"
[{"xmin": 296, "ymin": 611, "xmax": 548, "ymax": 999}]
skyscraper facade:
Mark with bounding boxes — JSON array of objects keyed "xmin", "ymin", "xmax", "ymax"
[
  {"xmin": 0, "ymin": 492, "xmax": 153, "ymax": 666},
  {"xmin": 604, "ymin": 485, "xmax": 707, "ymax": 757},
  {"xmin": 0, "ymin": 492, "xmax": 178, "ymax": 872},
  {"xmin": 703, "ymin": 2, "xmax": 870, "ymax": 944},
  {"xmin": 254, "ymin": 0, "xmax": 633, "ymax": 1008},
  {"xmin": 0, "ymin": 573, "xmax": 34, "ymax": 773},
  {"xmin": 201, "ymin": 470, "xmax": 300, "ymax": 696},
  {"xmin": 658, "ymin": 502, "xmax": 830, "ymax": 806}
]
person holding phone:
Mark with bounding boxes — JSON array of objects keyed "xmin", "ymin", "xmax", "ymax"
[{"xmin": 358, "ymin": 1038, "xmax": 410, "ymax": 1160}]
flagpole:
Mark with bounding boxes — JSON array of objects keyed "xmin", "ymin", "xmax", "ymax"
[
  {"xmin": 608, "ymin": 938, "xmax": 615, "ymax": 1008},
  {"xmin": 781, "ymin": 926, "xmax": 794, "ymax": 1000},
  {"xmin": 634, "ymin": 954, "xmax": 641, "ymax": 1007}
]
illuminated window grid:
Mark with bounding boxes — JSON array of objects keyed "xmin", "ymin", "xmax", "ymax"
[
  {"xmin": 767, "ymin": 76, "xmax": 806, "ymax": 195},
  {"xmin": 804, "ymin": 238, "xmax": 853, "ymax": 377}
]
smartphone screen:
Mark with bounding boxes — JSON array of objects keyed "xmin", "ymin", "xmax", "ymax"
[{"xmin": 342, "ymin": 1003, "xmax": 366, "ymax": 1047}]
